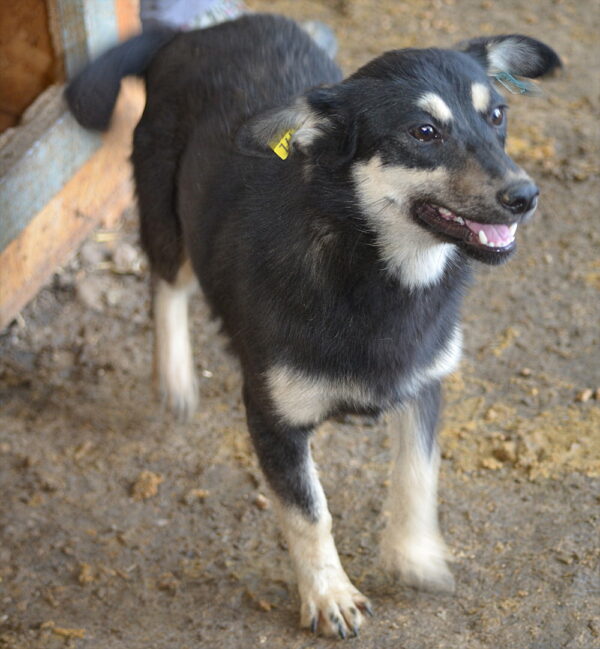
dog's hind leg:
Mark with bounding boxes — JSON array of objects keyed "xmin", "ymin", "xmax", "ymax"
[
  {"xmin": 380, "ymin": 381, "xmax": 455, "ymax": 591},
  {"xmin": 243, "ymin": 386, "xmax": 372, "ymax": 638},
  {"xmin": 152, "ymin": 261, "xmax": 199, "ymax": 419},
  {"xmin": 133, "ymin": 118, "xmax": 198, "ymax": 418}
]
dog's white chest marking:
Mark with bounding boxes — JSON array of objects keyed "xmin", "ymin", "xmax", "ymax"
[
  {"xmin": 267, "ymin": 327, "xmax": 462, "ymax": 426},
  {"xmin": 267, "ymin": 366, "xmax": 371, "ymax": 427},
  {"xmin": 424, "ymin": 324, "xmax": 463, "ymax": 381},
  {"xmin": 352, "ymin": 156, "xmax": 456, "ymax": 289}
]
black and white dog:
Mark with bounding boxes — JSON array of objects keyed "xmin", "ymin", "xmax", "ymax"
[{"xmin": 66, "ymin": 14, "xmax": 560, "ymax": 638}]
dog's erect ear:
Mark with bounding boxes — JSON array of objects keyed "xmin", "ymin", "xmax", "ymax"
[
  {"xmin": 235, "ymin": 86, "xmax": 357, "ymax": 167},
  {"xmin": 235, "ymin": 98, "xmax": 322, "ymax": 159},
  {"xmin": 304, "ymin": 86, "xmax": 358, "ymax": 168},
  {"xmin": 456, "ymin": 35, "xmax": 561, "ymax": 79}
]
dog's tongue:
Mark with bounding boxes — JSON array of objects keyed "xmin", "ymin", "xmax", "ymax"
[{"xmin": 464, "ymin": 219, "xmax": 513, "ymax": 245}]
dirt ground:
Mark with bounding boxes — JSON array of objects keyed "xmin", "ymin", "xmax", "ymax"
[{"xmin": 1, "ymin": 1, "xmax": 599, "ymax": 647}]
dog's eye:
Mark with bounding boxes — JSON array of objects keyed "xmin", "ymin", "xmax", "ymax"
[
  {"xmin": 490, "ymin": 106, "xmax": 505, "ymax": 126},
  {"xmin": 410, "ymin": 124, "xmax": 440, "ymax": 142}
]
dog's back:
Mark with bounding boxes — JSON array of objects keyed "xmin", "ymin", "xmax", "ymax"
[
  {"xmin": 142, "ymin": 14, "xmax": 341, "ymax": 137},
  {"xmin": 131, "ymin": 14, "xmax": 342, "ymax": 284}
]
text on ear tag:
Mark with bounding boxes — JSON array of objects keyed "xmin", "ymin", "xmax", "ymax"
[{"xmin": 269, "ymin": 129, "xmax": 296, "ymax": 160}]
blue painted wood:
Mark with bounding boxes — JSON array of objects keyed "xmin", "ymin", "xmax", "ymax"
[
  {"xmin": 56, "ymin": 0, "xmax": 89, "ymax": 77},
  {"xmin": 0, "ymin": 0, "xmax": 121, "ymax": 253},
  {"xmin": 57, "ymin": 0, "xmax": 120, "ymax": 78},
  {"xmin": 0, "ymin": 109, "xmax": 100, "ymax": 251},
  {"xmin": 83, "ymin": 0, "xmax": 121, "ymax": 59}
]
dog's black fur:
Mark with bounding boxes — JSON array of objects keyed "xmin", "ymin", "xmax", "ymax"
[{"xmin": 66, "ymin": 14, "xmax": 560, "ymax": 637}]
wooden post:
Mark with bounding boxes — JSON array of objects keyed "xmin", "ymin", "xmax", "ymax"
[{"xmin": 0, "ymin": 0, "xmax": 142, "ymax": 330}]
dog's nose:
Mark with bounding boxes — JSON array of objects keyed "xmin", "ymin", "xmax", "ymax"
[{"xmin": 497, "ymin": 181, "xmax": 539, "ymax": 215}]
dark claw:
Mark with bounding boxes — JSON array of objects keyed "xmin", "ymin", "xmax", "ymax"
[
  {"xmin": 352, "ymin": 624, "xmax": 359, "ymax": 638},
  {"xmin": 310, "ymin": 617, "xmax": 318, "ymax": 634},
  {"xmin": 338, "ymin": 624, "xmax": 347, "ymax": 640},
  {"xmin": 364, "ymin": 602, "xmax": 374, "ymax": 617}
]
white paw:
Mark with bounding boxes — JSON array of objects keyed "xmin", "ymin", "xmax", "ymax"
[
  {"xmin": 298, "ymin": 568, "xmax": 372, "ymax": 638},
  {"xmin": 381, "ymin": 533, "xmax": 455, "ymax": 592},
  {"xmin": 154, "ymin": 332, "xmax": 198, "ymax": 420},
  {"xmin": 153, "ymin": 275, "xmax": 198, "ymax": 420},
  {"xmin": 160, "ymin": 363, "xmax": 198, "ymax": 420}
]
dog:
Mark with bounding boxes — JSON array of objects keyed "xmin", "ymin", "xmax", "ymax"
[{"xmin": 66, "ymin": 14, "xmax": 560, "ymax": 638}]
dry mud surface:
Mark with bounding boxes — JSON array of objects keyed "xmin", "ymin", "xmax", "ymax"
[{"xmin": 1, "ymin": 1, "xmax": 599, "ymax": 647}]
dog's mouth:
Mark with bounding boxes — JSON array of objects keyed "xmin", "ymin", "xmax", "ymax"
[{"xmin": 413, "ymin": 203, "xmax": 517, "ymax": 255}]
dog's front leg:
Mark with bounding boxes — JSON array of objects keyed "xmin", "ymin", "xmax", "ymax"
[
  {"xmin": 381, "ymin": 381, "xmax": 454, "ymax": 591},
  {"xmin": 244, "ymin": 387, "xmax": 372, "ymax": 638}
]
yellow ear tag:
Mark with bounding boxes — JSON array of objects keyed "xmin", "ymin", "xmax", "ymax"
[{"xmin": 269, "ymin": 129, "xmax": 296, "ymax": 160}]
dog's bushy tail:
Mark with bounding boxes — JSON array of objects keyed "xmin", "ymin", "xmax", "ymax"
[{"xmin": 65, "ymin": 28, "xmax": 176, "ymax": 131}]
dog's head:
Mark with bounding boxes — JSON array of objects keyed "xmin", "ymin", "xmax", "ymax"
[{"xmin": 238, "ymin": 35, "xmax": 560, "ymax": 287}]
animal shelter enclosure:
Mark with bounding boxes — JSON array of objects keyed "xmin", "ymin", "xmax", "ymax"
[
  {"xmin": 0, "ymin": 0, "xmax": 140, "ymax": 330},
  {"xmin": 0, "ymin": 1, "xmax": 598, "ymax": 648}
]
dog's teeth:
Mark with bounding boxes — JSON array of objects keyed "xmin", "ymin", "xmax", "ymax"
[
  {"xmin": 509, "ymin": 223, "xmax": 518, "ymax": 236},
  {"xmin": 478, "ymin": 230, "xmax": 488, "ymax": 245},
  {"xmin": 439, "ymin": 207, "xmax": 452, "ymax": 217},
  {"xmin": 454, "ymin": 216, "xmax": 465, "ymax": 225}
]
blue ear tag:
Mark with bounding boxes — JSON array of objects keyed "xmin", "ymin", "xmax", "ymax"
[{"xmin": 494, "ymin": 71, "xmax": 541, "ymax": 96}]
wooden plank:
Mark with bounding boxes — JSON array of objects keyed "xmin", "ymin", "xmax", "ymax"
[
  {"xmin": 0, "ymin": 0, "xmax": 124, "ymax": 253},
  {"xmin": 0, "ymin": 87, "xmax": 101, "ymax": 251},
  {"xmin": 0, "ymin": 79, "xmax": 145, "ymax": 330},
  {"xmin": 0, "ymin": 0, "xmax": 141, "ymax": 329},
  {"xmin": 0, "ymin": 0, "xmax": 141, "ymax": 254},
  {"xmin": 0, "ymin": 0, "xmax": 63, "ymax": 131}
]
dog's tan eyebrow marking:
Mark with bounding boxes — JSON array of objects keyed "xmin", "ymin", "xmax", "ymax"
[
  {"xmin": 417, "ymin": 92, "xmax": 453, "ymax": 123},
  {"xmin": 471, "ymin": 82, "xmax": 490, "ymax": 113}
]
